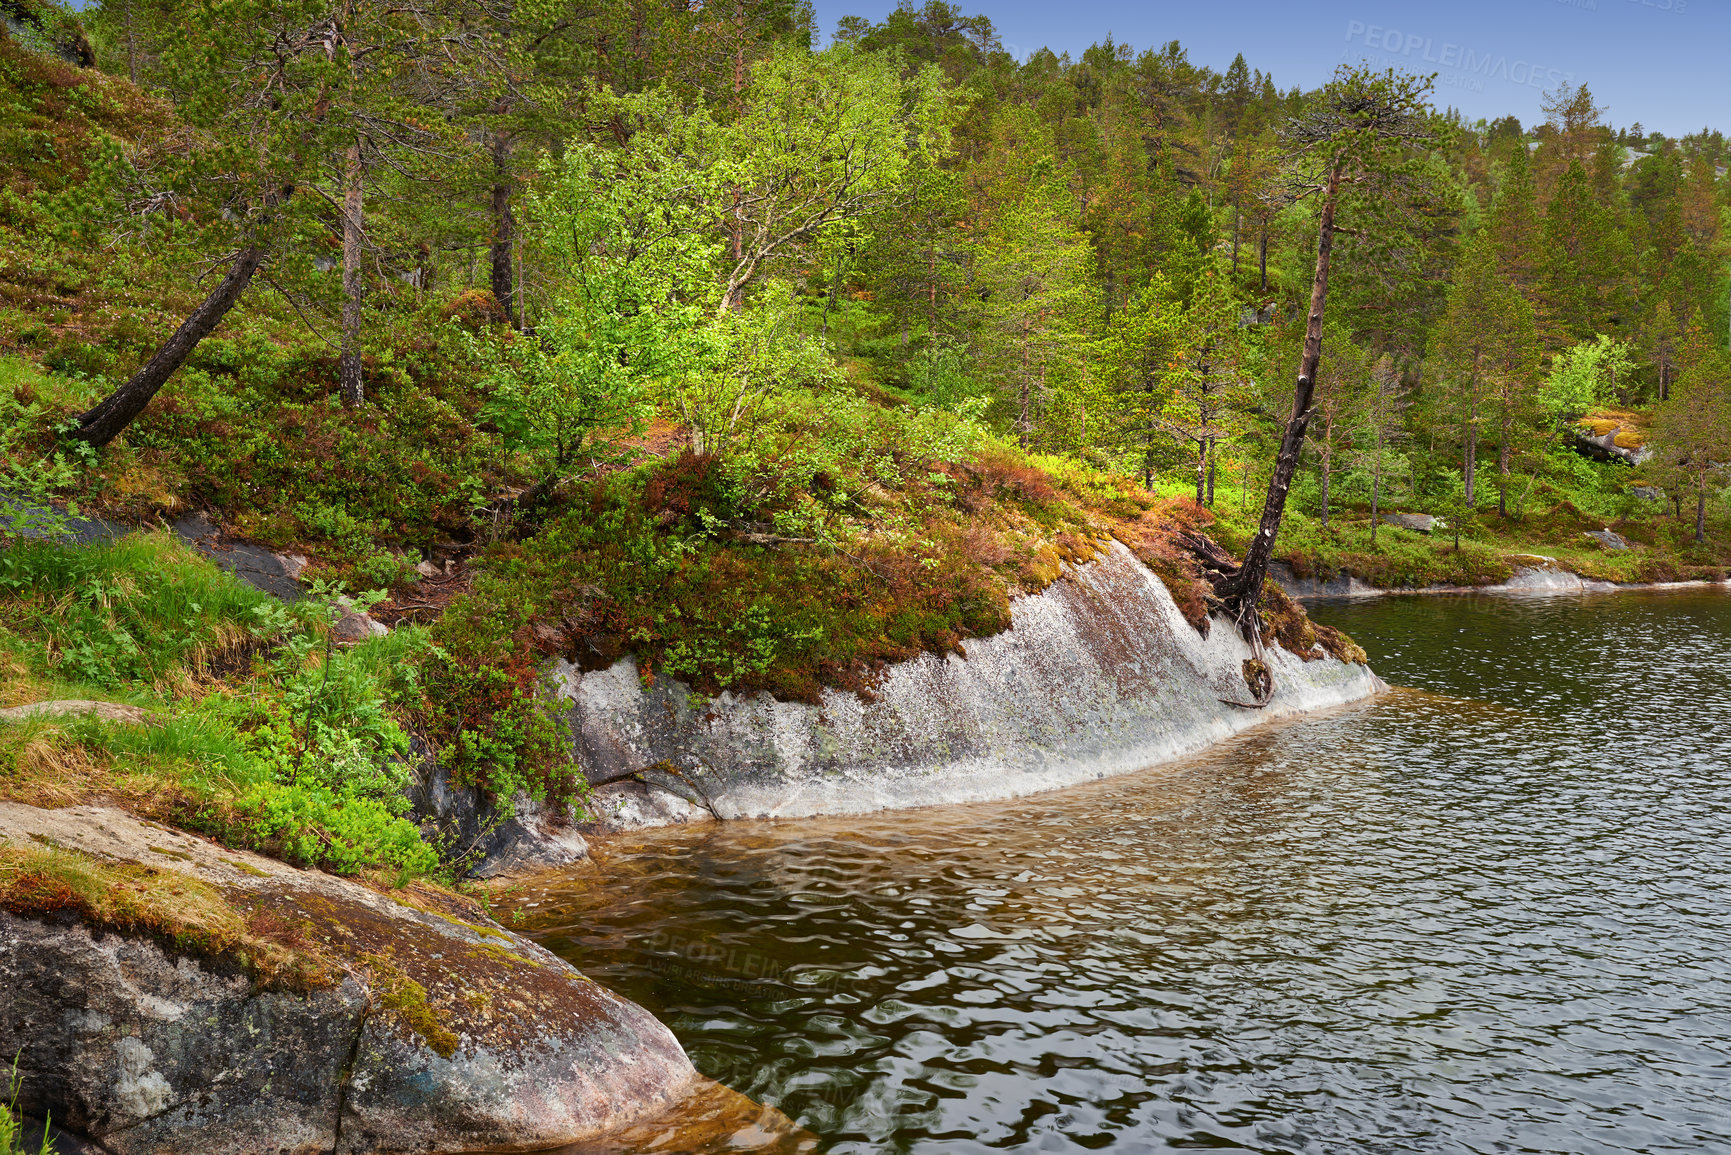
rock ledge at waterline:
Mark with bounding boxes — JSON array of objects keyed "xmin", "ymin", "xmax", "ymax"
[{"xmin": 561, "ymin": 540, "xmax": 1384, "ymax": 831}]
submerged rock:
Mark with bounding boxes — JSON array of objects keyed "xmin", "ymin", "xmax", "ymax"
[
  {"xmin": 556, "ymin": 541, "xmax": 1383, "ymax": 831},
  {"xmin": 0, "ymin": 802, "xmax": 697, "ymax": 1154}
]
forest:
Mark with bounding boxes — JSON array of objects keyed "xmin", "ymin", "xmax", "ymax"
[{"xmin": 1, "ymin": 0, "xmax": 1729, "ymax": 876}]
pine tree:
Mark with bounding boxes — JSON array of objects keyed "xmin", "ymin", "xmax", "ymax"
[
  {"xmin": 1099, "ymin": 280, "xmax": 1183, "ymax": 489},
  {"xmin": 1490, "ymin": 142, "xmax": 1546, "ymax": 312},
  {"xmin": 970, "ymin": 176, "xmax": 1098, "ymax": 448},
  {"xmin": 1653, "ymin": 345, "xmax": 1731, "ymax": 542},
  {"xmin": 1159, "ymin": 265, "xmax": 1253, "ymax": 506},
  {"xmin": 1306, "ymin": 324, "xmax": 1369, "ymax": 527},
  {"xmin": 1432, "ymin": 231, "xmax": 1538, "ymax": 512},
  {"xmin": 1543, "ymin": 158, "xmax": 1638, "ymax": 341}
]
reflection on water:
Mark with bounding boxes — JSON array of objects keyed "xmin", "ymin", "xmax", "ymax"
[{"xmin": 513, "ymin": 588, "xmax": 1731, "ymax": 1153}]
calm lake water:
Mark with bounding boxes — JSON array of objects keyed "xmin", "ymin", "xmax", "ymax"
[{"xmin": 516, "ymin": 587, "xmax": 1731, "ymax": 1153}]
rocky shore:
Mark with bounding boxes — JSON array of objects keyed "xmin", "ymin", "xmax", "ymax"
[
  {"xmin": 1271, "ymin": 559, "xmax": 1731, "ymax": 600},
  {"xmin": 555, "ymin": 542, "xmax": 1383, "ymax": 835}
]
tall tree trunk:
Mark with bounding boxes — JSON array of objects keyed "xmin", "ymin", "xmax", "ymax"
[
  {"xmin": 339, "ymin": 139, "xmax": 365, "ymax": 408},
  {"xmin": 1464, "ymin": 422, "xmax": 1478, "ymax": 508},
  {"xmin": 1370, "ymin": 420, "xmax": 1383, "ymax": 544},
  {"xmin": 71, "ymin": 246, "xmax": 266, "ymax": 447},
  {"xmin": 1320, "ymin": 436, "xmax": 1331, "ymax": 527},
  {"xmin": 1220, "ymin": 160, "xmax": 1344, "ymax": 623},
  {"xmin": 1497, "ymin": 433, "xmax": 1510, "ymax": 518},
  {"xmin": 1206, "ymin": 448, "xmax": 1217, "ymax": 507},
  {"xmin": 1194, "ymin": 440, "xmax": 1206, "ymax": 507},
  {"xmin": 1697, "ymin": 485, "xmax": 1708, "ymax": 542},
  {"xmin": 490, "ymin": 133, "xmax": 515, "ymax": 323},
  {"xmin": 1258, "ymin": 225, "xmax": 1269, "ymax": 293}
]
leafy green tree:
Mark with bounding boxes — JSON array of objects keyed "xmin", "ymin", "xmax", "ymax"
[
  {"xmin": 485, "ymin": 92, "xmax": 720, "ymax": 517},
  {"xmin": 1542, "ymin": 335, "xmax": 1634, "ymax": 420},
  {"xmin": 718, "ymin": 42, "xmax": 954, "ymax": 310},
  {"xmin": 679, "ymin": 281, "xmax": 836, "ymax": 457}
]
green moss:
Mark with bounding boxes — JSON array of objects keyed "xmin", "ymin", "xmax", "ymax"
[
  {"xmin": 0, "ymin": 841, "xmax": 333, "ymax": 989},
  {"xmin": 369, "ymin": 956, "xmax": 460, "ymax": 1058}
]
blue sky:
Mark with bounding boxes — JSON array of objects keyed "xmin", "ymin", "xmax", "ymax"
[{"xmin": 813, "ymin": 0, "xmax": 1725, "ymax": 138}]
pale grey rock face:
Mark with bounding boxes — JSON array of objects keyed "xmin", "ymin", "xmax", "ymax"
[
  {"xmin": 1495, "ymin": 566, "xmax": 1619, "ymax": 593},
  {"xmin": 556, "ymin": 541, "xmax": 1383, "ymax": 829},
  {"xmin": 0, "ymin": 803, "xmax": 696, "ymax": 1154},
  {"xmin": 1382, "ymin": 512, "xmax": 1440, "ymax": 534},
  {"xmin": 1269, "ymin": 561, "xmax": 1382, "ymax": 599},
  {"xmin": 1585, "ymin": 528, "xmax": 1631, "ymax": 551}
]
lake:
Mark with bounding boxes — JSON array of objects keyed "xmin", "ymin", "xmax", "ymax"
[{"xmin": 514, "ymin": 586, "xmax": 1731, "ymax": 1153}]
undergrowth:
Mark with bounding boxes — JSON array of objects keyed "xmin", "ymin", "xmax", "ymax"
[{"xmin": 0, "ymin": 535, "xmax": 441, "ymax": 878}]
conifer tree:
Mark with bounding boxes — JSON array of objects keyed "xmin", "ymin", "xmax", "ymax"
[
  {"xmin": 970, "ymin": 176, "xmax": 1098, "ymax": 448},
  {"xmin": 1543, "ymin": 158, "xmax": 1638, "ymax": 341},
  {"xmin": 1490, "ymin": 142, "xmax": 1546, "ymax": 312},
  {"xmin": 1432, "ymin": 231, "xmax": 1537, "ymax": 511},
  {"xmin": 1214, "ymin": 66, "xmax": 1438, "ymax": 629},
  {"xmin": 1653, "ymin": 345, "xmax": 1731, "ymax": 542}
]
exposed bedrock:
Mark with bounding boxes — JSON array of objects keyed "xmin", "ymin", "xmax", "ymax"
[
  {"xmin": 558, "ymin": 540, "xmax": 1384, "ymax": 832},
  {"xmin": 0, "ymin": 802, "xmax": 698, "ymax": 1154}
]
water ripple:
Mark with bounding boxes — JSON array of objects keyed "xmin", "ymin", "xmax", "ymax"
[{"xmin": 519, "ymin": 587, "xmax": 1731, "ymax": 1153}]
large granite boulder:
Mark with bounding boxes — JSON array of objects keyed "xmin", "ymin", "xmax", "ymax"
[{"xmin": 0, "ymin": 802, "xmax": 697, "ymax": 1153}]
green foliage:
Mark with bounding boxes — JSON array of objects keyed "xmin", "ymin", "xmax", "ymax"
[
  {"xmin": 0, "ymin": 535, "xmax": 439, "ymax": 878},
  {"xmin": 0, "ymin": 1052, "xmax": 55, "ymax": 1155},
  {"xmin": 488, "ymin": 92, "xmax": 722, "ymax": 490},
  {"xmin": 0, "ymin": 532, "xmax": 279, "ymax": 686},
  {"xmin": 1543, "ymin": 335, "xmax": 1635, "ymax": 421},
  {"xmin": 677, "ymin": 281, "xmax": 837, "ymax": 458}
]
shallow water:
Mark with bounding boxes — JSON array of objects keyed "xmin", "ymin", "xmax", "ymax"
[{"xmin": 514, "ymin": 587, "xmax": 1731, "ymax": 1153}]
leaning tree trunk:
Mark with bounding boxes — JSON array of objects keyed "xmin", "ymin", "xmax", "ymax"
[
  {"xmin": 71, "ymin": 245, "xmax": 267, "ymax": 447},
  {"xmin": 1217, "ymin": 160, "xmax": 1345, "ymax": 625},
  {"xmin": 339, "ymin": 140, "xmax": 365, "ymax": 408}
]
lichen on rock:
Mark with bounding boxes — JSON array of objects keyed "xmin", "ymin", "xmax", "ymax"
[{"xmin": 0, "ymin": 801, "xmax": 700, "ymax": 1154}]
